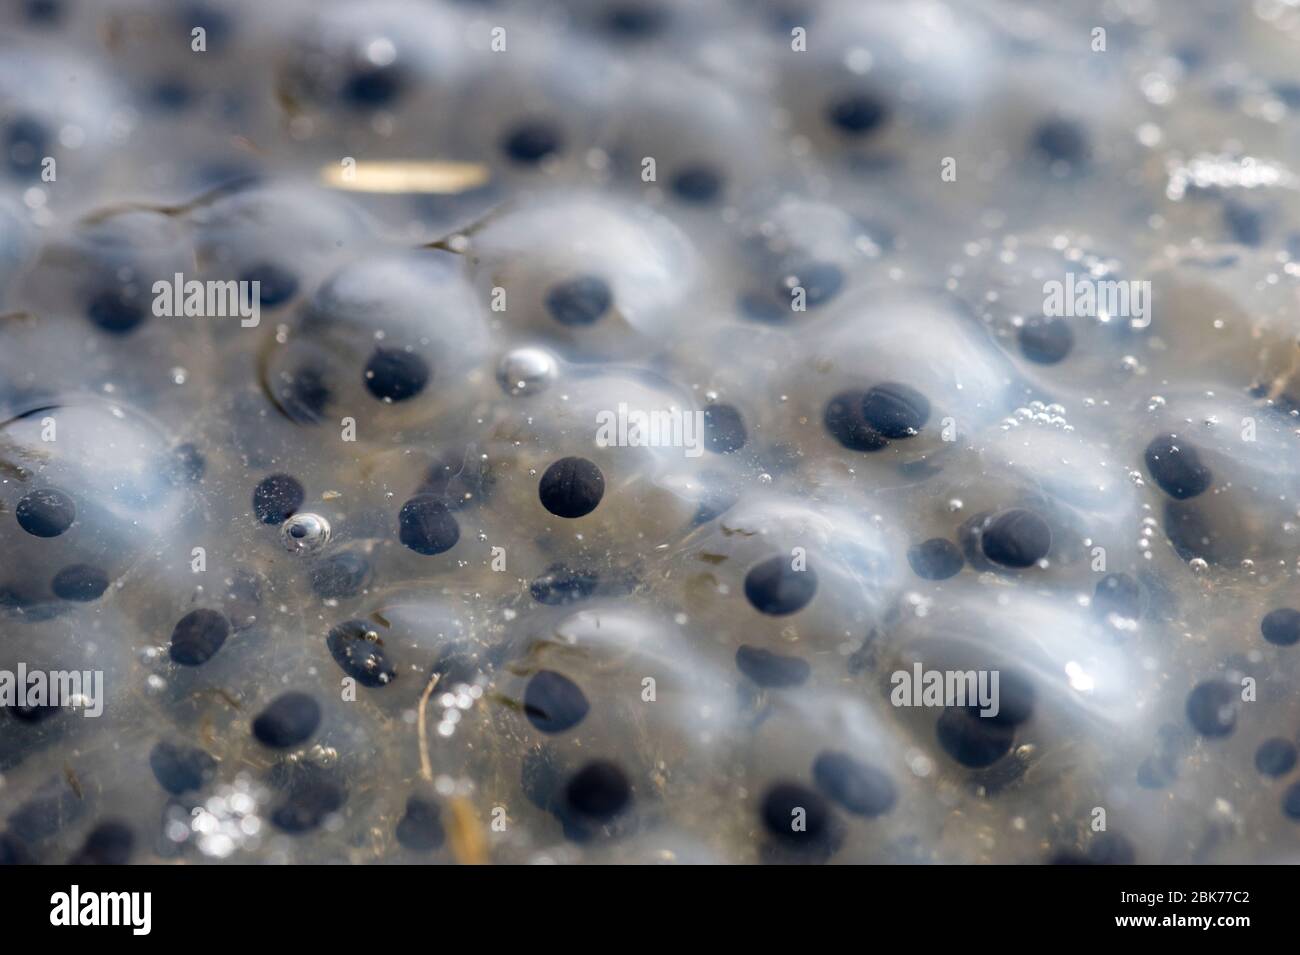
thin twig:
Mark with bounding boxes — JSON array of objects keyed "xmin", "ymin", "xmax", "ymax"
[
  {"xmin": 416, "ymin": 671, "xmax": 441, "ymax": 782},
  {"xmin": 414, "ymin": 670, "xmax": 488, "ymax": 863}
]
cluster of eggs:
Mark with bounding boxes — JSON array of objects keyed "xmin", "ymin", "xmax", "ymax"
[{"xmin": 3, "ymin": 0, "xmax": 1300, "ymax": 864}]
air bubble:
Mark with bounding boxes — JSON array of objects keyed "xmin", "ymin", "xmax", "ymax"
[
  {"xmin": 280, "ymin": 513, "xmax": 332, "ymax": 555},
  {"xmin": 496, "ymin": 347, "xmax": 559, "ymax": 396}
]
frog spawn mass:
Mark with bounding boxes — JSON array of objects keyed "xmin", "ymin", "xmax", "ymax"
[{"xmin": 2, "ymin": 0, "xmax": 1300, "ymax": 865}]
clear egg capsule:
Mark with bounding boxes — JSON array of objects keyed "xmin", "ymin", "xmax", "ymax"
[
  {"xmin": 1, "ymin": 208, "xmax": 223, "ymax": 411},
  {"xmin": 86, "ymin": 0, "xmax": 295, "ymax": 189},
  {"xmin": 467, "ymin": 365, "xmax": 712, "ymax": 567},
  {"xmin": 261, "ymin": 249, "xmax": 490, "ymax": 438},
  {"xmin": 271, "ymin": 0, "xmax": 470, "ymax": 153},
  {"xmin": 661, "ymin": 491, "xmax": 898, "ymax": 656},
  {"xmin": 594, "ymin": 67, "xmax": 779, "ymax": 212},
  {"xmin": 1125, "ymin": 390, "xmax": 1300, "ymax": 566},
  {"xmin": 467, "ymin": 190, "xmax": 699, "ymax": 361},
  {"xmin": 951, "ymin": 234, "xmax": 1154, "ymax": 398},
  {"xmin": 726, "ymin": 196, "xmax": 894, "ymax": 323},
  {"xmin": 0, "ymin": 46, "xmax": 123, "ymax": 210},
  {"xmin": 0, "ymin": 395, "xmax": 187, "ymax": 621},
  {"xmin": 773, "ymin": 0, "xmax": 994, "ymax": 173},
  {"xmin": 185, "ymin": 181, "xmax": 375, "ymax": 330},
  {"xmin": 961, "ymin": 49, "xmax": 1148, "ymax": 219},
  {"xmin": 879, "ymin": 581, "xmax": 1142, "ymax": 781},
  {"xmin": 739, "ymin": 286, "xmax": 1017, "ymax": 492},
  {"xmin": 491, "ymin": 601, "xmax": 737, "ymax": 848},
  {"xmin": 439, "ymin": 23, "xmax": 618, "ymax": 183},
  {"xmin": 724, "ymin": 687, "xmax": 919, "ymax": 862},
  {"xmin": 974, "ymin": 415, "xmax": 1142, "ymax": 535},
  {"xmin": 12, "ymin": 207, "xmax": 193, "ymax": 332}
]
